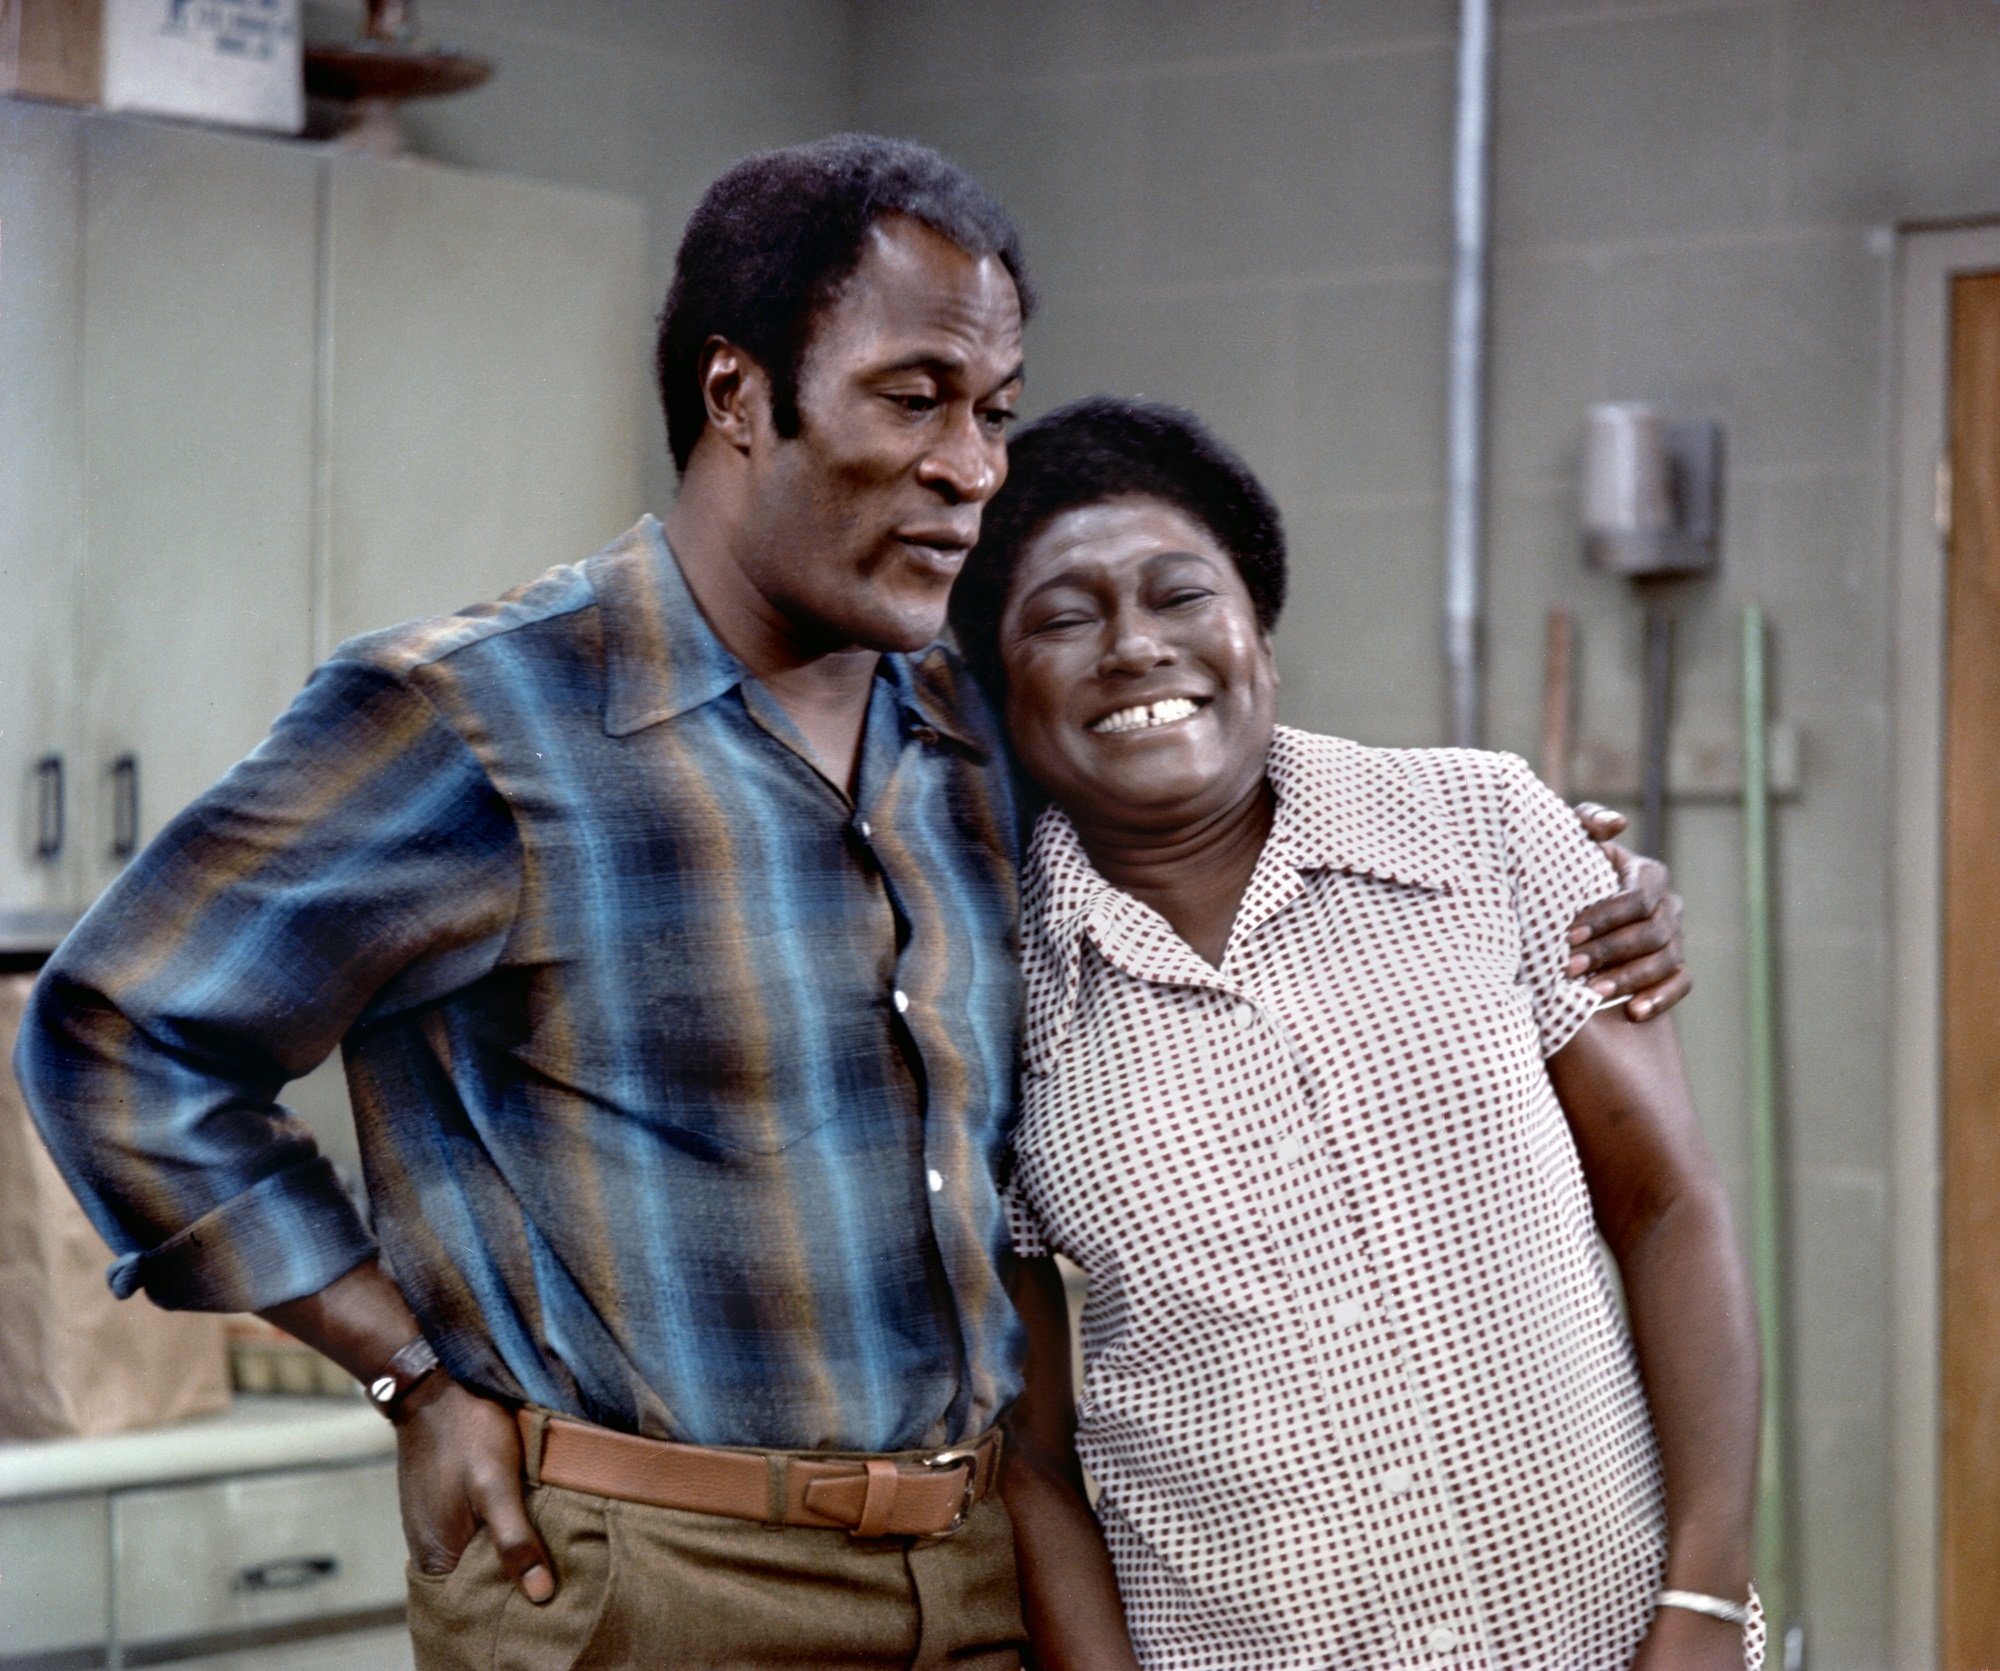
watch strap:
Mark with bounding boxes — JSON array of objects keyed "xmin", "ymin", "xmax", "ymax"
[{"xmin": 365, "ymin": 1335, "xmax": 442, "ymax": 1420}]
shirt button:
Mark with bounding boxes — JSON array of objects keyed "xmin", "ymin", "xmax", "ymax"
[
  {"xmin": 1276, "ymin": 1134, "xmax": 1303, "ymax": 1166},
  {"xmin": 1332, "ymin": 1298, "xmax": 1364, "ymax": 1330},
  {"xmin": 893, "ymin": 989, "xmax": 910, "ymax": 1014},
  {"xmin": 1236, "ymin": 1003, "xmax": 1259, "ymax": 1029},
  {"xmin": 859, "ymin": 819, "xmax": 873, "ymax": 840},
  {"xmin": 1428, "ymin": 1625, "xmax": 1458, "ymax": 1654},
  {"xmin": 927, "ymin": 1169, "xmax": 944, "ymax": 1193},
  {"xmin": 1380, "ymin": 1464, "xmax": 1413, "ymax": 1496}
]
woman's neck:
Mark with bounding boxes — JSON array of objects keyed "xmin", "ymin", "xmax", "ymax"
[{"xmin": 1069, "ymin": 778, "xmax": 1277, "ymax": 968}]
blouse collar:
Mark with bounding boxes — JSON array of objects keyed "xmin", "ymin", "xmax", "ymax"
[{"xmin": 1021, "ymin": 728, "xmax": 1464, "ymax": 1062}]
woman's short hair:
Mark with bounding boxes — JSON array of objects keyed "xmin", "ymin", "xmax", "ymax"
[
  {"xmin": 656, "ymin": 134, "xmax": 1034, "ymax": 474},
  {"xmin": 949, "ymin": 395, "xmax": 1288, "ymax": 696}
]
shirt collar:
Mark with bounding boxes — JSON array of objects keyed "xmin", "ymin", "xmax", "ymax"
[
  {"xmin": 590, "ymin": 517, "xmax": 746, "ymax": 736},
  {"xmin": 873, "ymin": 638, "xmax": 994, "ymax": 757},
  {"xmin": 589, "ymin": 514, "xmax": 987, "ymax": 752},
  {"xmin": 1261, "ymin": 726, "xmax": 1464, "ymax": 894},
  {"xmin": 1020, "ymin": 728, "xmax": 1464, "ymax": 1069},
  {"xmin": 1031, "ymin": 726, "xmax": 1463, "ymax": 918}
]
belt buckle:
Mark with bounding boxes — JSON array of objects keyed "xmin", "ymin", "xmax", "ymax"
[{"xmin": 923, "ymin": 1446, "xmax": 979, "ymax": 1535}]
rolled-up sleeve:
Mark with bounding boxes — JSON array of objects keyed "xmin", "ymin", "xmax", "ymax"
[{"xmin": 12, "ymin": 656, "xmax": 522, "ymax": 1312}]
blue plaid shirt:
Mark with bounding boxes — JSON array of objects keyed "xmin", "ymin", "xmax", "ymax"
[{"xmin": 16, "ymin": 518, "xmax": 1026, "ymax": 1451}]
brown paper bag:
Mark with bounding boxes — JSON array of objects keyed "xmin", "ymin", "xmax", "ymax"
[
  {"xmin": 0, "ymin": 0, "xmax": 106, "ymax": 107},
  {"xmin": 0, "ymin": 973, "xmax": 231, "ymax": 1440}
]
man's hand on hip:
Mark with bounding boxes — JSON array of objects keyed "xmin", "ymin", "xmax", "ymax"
[
  {"xmin": 395, "ymin": 1375, "xmax": 554, "ymax": 1602},
  {"xmin": 259, "ymin": 1258, "xmax": 554, "ymax": 1603}
]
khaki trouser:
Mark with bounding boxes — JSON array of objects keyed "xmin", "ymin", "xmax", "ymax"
[{"xmin": 406, "ymin": 1477, "xmax": 1026, "ymax": 1671}]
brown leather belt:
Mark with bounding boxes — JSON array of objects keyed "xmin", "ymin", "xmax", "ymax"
[{"xmin": 517, "ymin": 1409, "xmax": 1003, "ymax": 1539}]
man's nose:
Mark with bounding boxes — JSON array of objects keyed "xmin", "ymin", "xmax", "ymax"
[{"xmin": 916, "ymin": 411, "xmax": 1003, "ymax": 504}]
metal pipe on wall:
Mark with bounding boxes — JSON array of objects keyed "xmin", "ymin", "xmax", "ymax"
[
  {"xmin": 1444, "ymin": 0, "xmax": 1496, "ymax": 749},
  {"xmin": 1742, "ymin": 604, "xmax": 1800, "ymax": 1666}
]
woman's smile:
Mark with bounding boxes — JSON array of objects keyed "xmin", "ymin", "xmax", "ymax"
[{"xmin": 1087, "ymin": 696, "xmax": 1207, "ymax": 735}]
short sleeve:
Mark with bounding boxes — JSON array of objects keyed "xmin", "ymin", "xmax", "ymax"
[
  {"xmin": 1495, "ymin": 751, "xmax": 1621, "ymax": 1058},
  {"xmin": 1004, "ymin": 1173, "xmax": 1050, "ymax": 1259}
]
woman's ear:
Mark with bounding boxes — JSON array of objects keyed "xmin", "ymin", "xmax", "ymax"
[{"xmin": 698, "ymin": 338, "xmax": 770, "ymax": 454}]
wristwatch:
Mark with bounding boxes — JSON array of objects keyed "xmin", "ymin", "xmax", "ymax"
[{"xmin": 364, "ymin": 1336, "xmax": 442, "ymax": 1421}]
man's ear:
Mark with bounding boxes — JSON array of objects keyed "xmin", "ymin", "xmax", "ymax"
[{"xmin": 698, "ymin": 337, "xmax": 771, "ymax": 454}]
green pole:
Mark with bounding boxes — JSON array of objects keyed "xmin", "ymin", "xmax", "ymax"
[{"xmin": 1742, "ymin": 604, "xmax": 1793, "ymax": 1653}]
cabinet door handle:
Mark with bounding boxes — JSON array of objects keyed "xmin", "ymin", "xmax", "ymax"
[
  {"xmin": 235, "ymin": 1554, "xmax": 340, "ymax": 1592},
  {"xmin": 110, "ymin": 753, "xmax": 141, "ymax": 859},
  {"xmin": 34, "ymin": 754, "xmax": 64, "ymax": 859}
]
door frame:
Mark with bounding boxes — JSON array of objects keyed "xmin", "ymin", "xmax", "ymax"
[{"xmin": 1890, "ymin": 221, "xmax": 2000, "ymax": 1671}]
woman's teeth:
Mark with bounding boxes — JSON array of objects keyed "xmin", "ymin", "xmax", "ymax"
[{"xmin": 1090, "ymin": 697, "xmax": 1200, "ymax": 735}]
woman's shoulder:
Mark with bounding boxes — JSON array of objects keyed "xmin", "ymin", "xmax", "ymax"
[{"xmin": 1271, "ymin": 727, "xmax": 1545, "ymax": 835}]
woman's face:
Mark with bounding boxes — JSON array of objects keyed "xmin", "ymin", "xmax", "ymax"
[{"xmin": 998, "ymin": 495, "xmax": 1279, "ymax": 836}]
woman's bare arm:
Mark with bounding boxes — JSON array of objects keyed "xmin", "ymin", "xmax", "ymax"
[
  {"xmin": 1003, "ymin": 1254, "xmax": 1142, "ymax": 1671},
  {"xmin": 1548, "ymin": 1008, "xmax": 1760, "ymax": 1670}
]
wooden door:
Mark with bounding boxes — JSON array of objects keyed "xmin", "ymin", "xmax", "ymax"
[{"xmin": 1942, "ymin": 266, "xmax": 2000, "ymax": 1669}]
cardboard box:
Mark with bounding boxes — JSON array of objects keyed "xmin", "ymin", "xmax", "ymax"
[{"xmin": 1, "ymin": 0, "xmax": 303, "ymax": 134}]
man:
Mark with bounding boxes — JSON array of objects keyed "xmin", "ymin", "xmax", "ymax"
[{"xmin": 14, "ymin": 136, "xmax": 1683, "ymax": 1668}]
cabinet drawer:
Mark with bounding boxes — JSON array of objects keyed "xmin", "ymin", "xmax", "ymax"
[
  {"xmin": 0, "ymin": 1493, "xmax": 109, "ymax": 1656},
  {"xmin": 113, "ymin": 1461, "xmax": 403, "ymax": 1647}
]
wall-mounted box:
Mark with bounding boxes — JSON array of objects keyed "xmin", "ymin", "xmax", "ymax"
[{"xmin": 1, "ymin": 0, "xmax": 302, "ymax": 133}]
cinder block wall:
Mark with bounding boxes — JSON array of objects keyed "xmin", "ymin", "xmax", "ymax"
[{"xmin": 851, "ymin": 3, "xmax": 2000, "ymax": 1667}]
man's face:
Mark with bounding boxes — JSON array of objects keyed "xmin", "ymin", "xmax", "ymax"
[{"xmin": 740, "ymin": 216, "xmax": 1026, "ymax": 656}]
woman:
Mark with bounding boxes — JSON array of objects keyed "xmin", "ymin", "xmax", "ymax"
[{"xmin": 950, "ymin": 398, "xmax": 1762, "ymax": 1670}]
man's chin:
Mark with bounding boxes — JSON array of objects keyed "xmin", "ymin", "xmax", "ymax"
[{"xmin": 855, "ymin": 599, "xmax": 953, "ymax": 655}]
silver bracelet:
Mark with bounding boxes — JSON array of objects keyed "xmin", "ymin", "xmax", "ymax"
[{"xmin": 1655, "ymin": 1588, "xmax": 1751, "ymax": 1628}]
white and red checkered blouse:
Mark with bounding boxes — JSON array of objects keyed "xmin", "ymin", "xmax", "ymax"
[{"xmin": 1007, "ymin": 728, "xmax": 1759, "ymax": 1669}]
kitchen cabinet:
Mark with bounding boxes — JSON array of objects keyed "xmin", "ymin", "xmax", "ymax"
[
  {"xmin": 1, "ymin": 106, "xmax": 318, "ymax": 945},
  {"xmin": 0, "ymin": 104, "xmax": 648, "ymax": 952},
  {"xmin": 0, "ymin": 1492, "xmax": 108, "ymax": 1662},
  {"xmin": 0, "ymin": 124, "xmax": 644, "ymax": 1660},
  {"xmin": 78, "ymin": 116, "xmax": 323, "ymax": 897},
  {"xmin": 321, "ymin": 155, "xmax": 650, "ymax": 648},
  {"xmin": 113, "ymin": 1463, "xmax": 403, "ymax": 1648},
  {"xmin": 0, "ymin": 102, "xmax": 88, "ymax": 946},
  {"xmin": 0, "ymin": 1397, "xmax": 401, "ymax": 1668}
]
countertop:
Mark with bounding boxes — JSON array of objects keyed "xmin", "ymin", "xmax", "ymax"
[{"xmin": 0, "ymin": 1395, "xmax": 394, "ymax": 1502}]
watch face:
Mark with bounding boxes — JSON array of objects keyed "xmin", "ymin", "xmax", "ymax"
[{"xmin": 370, "ymin": 1374, "xmax": 398, "ymax": 1405}]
